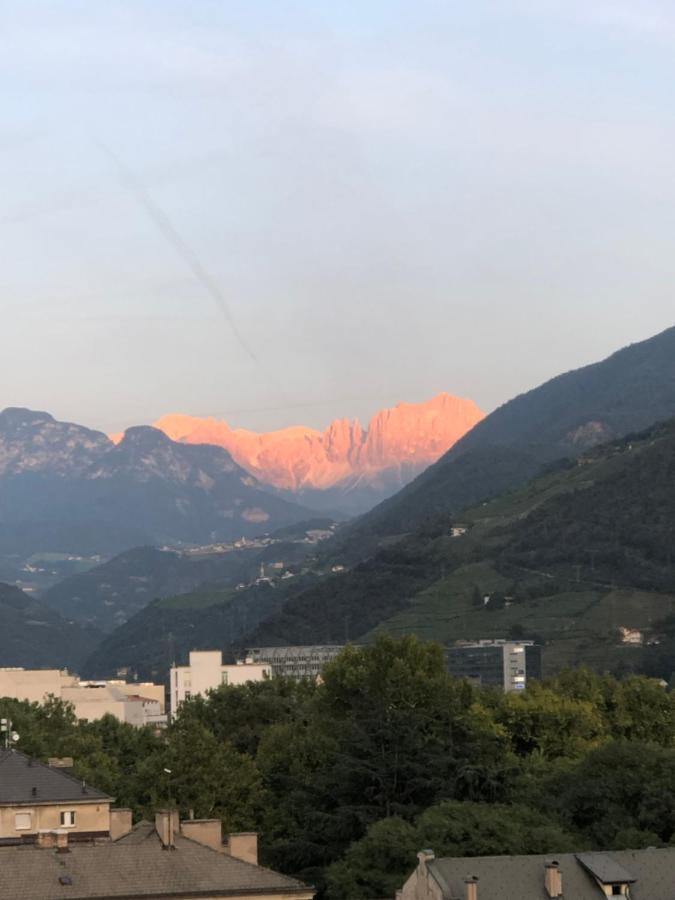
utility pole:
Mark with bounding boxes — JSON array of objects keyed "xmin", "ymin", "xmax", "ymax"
[{"xmin": 0, "ymin": 719, "xmax": 19, "ymax": 750}]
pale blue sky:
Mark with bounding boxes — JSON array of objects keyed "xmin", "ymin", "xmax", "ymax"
[{"xmin": 2, "ymin": 0, "xmax": 675, "ymax": 433}]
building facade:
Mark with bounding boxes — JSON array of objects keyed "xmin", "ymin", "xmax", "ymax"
[
  {"xmin": 447, "ymin": 640, "xmax": 542, "ymax": 692},
  {"xmin": 170, "ymin": 651, "xmax": 271, "ymax": 716},
  {"xmin": 0, "ymin": 668, "xmax": 165, "ymax": 727},
  {"xmin": 245, "ymin": 645, "xmax": 344, "ymax": 679}
]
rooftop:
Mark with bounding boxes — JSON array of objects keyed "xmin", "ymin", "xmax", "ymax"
[
  {"xmin": 0, "ymin": 750, "xmax": 110, "ymax": 805},
  {"xmin": 424, "ymin": 849, "xmax": 675, "ymax": 900},
  {"xmin": 0, "ymin": 820, "xmax": 312, "ymax": 899}
]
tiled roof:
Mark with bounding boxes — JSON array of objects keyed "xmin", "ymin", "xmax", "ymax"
[
  {"xmin": 0, "ymin": 822, "xmax": 313, "ymax": 899},
  {"xmin": 426, "ymin": 848, "xmax": 675, "ymax": 900},
  {"xmin": 0, "ymin": 750, "xmax": 110, "ymax": 805}
]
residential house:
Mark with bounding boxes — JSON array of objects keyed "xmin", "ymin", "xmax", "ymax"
[
  {"xmin": 400, "ymin": 847, "xmax": 675, "ymax": 900},
  {"xmin": 0, "ymin": 808, "xmax": 315, "ymax": 900},
  {"xmin": 0, "ymin": 749, "xmax": 129, "ymax": 844}
]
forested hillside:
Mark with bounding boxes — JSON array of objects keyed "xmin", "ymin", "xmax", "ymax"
[{"xmin": 0, "ymin": 582, "xmax": 101, "ymax": 669}]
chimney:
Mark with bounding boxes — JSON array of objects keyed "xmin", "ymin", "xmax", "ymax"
[
  {"xmin": 417, "ymin": 849, "xmax": 435, "ymax": 870},
  {"xmin": 55, "ymin": 830, "xmax": 69, "ymax": 853},
  {"xmin": 155, "ymin": 809, "xmax": 180, "ymax": 849},
  {"xmin": 180, "ymin": 818, "xmax": 223, "ymax": 852},
  {"xmin": 465, "ymin": 875, "xmax": 479, "ymax": 900},
  {"xmin": 225, "ymin": 832, "xmax": 258, "ymax": 865},
  {"xmin": 110, "ymin": 808, "xmax": 133, "ymax": 841},
  {"xmin": 48, "ymin": 757, "xmax": 74, "ymax": 769},
  {"xmin": 36, "ymin": 831, "xmax": 57, "ymax": 849},
  {"xmin": 545, "ymin": 862, "xmax": 563, "ymax": 898}
]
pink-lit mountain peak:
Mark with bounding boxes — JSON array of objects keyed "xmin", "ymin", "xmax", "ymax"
[{"xmin": 151, "ymin": 393, "xmax": 484, "ymax": 493}]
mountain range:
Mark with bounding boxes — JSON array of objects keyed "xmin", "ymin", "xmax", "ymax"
[{"xmin": 144, "ymin": 393, "xmax": 484, "ymax": 514}]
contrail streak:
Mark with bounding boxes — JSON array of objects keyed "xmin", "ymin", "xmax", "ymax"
[{"xmin": 95, "ymin": 140, "xmax": 258, "ymax": 364}]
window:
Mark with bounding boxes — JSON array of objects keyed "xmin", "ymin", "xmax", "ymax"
[
  {"xmin": 184, "ymin": 690, "xmax": 191, "ymax": 700},
  {"xmin": 60, "ymin": 811, "xmax": 76, "ymax": 827},
  {"xmin": 221, "ymin": 671, "xmax": 228, "ymax": 685},
  {"xmin": 611, "ymin": 887, "xmax": 623, "ymax": 896},
  {"xmin": 15, "ymin": 813, "xmax": 31, "ymax": 831}
]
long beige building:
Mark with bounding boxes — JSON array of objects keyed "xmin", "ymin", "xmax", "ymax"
[{"xmin": 0, "ymin": 668, "xmax": 165, "ymax": 727}]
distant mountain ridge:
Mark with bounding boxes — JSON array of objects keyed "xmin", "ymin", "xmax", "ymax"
[
  {"xmin": 141, "ymin": 393, "xmax": 484, "ymax": 513},
  {"xmin": 0, "ymin": 409, "xmax": 312, "ymax": 556}
]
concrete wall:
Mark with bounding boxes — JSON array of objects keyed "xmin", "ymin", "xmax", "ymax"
[{"xmin": 0, "ymin": 801, "xmax": 110, "ymax": 840}]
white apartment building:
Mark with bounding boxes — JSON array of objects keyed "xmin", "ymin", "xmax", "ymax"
[
  {"xmin": 0, "ymin": 668, "xmax": 166, "ymax": 727},
  {"xmin": 170, "ymin": 650, "xmax": 271, "ymax": 716}
]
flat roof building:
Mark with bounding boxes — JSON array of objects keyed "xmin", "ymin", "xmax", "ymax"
[
  {"xmin": 447, "ymin": 640, "xmax": 541, "ymax": 692},
  {"xmin": 170, "ymin": 651, "xmax": 271, "ymax": 717},
  {"xmin": 0, "ymin": 668, "xmax": 165, "ymax": 727}
]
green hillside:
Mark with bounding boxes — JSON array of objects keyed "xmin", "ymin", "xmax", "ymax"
[
  {"xmin": 245, "ymin": 418, "xmax": 675, "ymax": 677},
  {"xmin": 0, "ymin": 582, "xmax": 102, "ymax": 670}
]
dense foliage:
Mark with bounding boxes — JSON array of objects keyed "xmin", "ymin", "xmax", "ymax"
[{"xmin": 3, "ymin": 637, "xmax": 675, "ymax": 898}]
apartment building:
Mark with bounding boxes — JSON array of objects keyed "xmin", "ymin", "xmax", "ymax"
[
  {"xmin": 447, "ymin": 640, "xmax": 542, "ymax": 692},
  {"xmin": 0, "ymin": 668, "xmax": 165, "ymax": 727},
  {"xmin": 170, "ymin": 651, "xmax": 271, "ymax": 716}
]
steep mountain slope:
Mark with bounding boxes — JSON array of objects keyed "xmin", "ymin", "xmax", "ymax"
[
  {"xmin": 0, "ymin": 582, "xmax": 101, "ymax": 670},
  {"xmin": 337, "ymin": 325, "xmax": 675, "ymax": 544},
  {"xmin": 240, "ymin": 417, "xmax": 675, "ymax": 676},
  {"xmin": 0, "ymin": 409, "xmax": 313, "ymax": 556},
  {"xmin": 150, "ymin": 393, "xmax": 484, "ymax": 514}
]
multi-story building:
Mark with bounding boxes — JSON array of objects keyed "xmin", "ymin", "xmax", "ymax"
[
  {"xmin": 0, "ymin": 750, "xmax": 131, "ymax": 844},
  {"xmin": 447, "ymin": 640, "xmax": 542, "ymax": 692},
  {"xmin": 0, "ymin": 668, "xmax": 165, "ymax": 727},
  {"xmin": 170, "ymin": 651, "xmax": 271, "ymax": 716},
  {"xmin": 245, "ymin": 645, "xmax": 344, "ymax": 679}
]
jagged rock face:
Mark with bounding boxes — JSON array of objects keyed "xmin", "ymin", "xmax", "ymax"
[{"xmin": 152, "ymin": 393, "xmax": 485, "ymax": 493}]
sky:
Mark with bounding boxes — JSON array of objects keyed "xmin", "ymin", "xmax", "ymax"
[{"xmin": 2, "ymin": 0, "xmax": 675, "ymax": 435}]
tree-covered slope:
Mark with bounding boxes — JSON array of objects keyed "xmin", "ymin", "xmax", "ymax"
[{"xmin": 0, "ymin": 582, "xmax": 101, "ymax": 670}]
